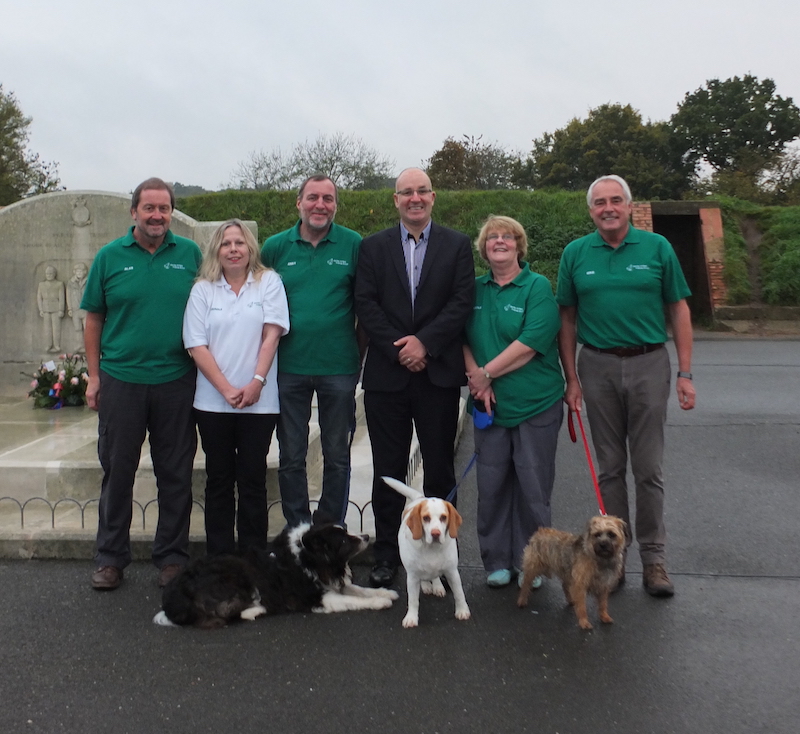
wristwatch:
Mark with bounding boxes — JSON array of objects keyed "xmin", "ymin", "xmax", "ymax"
[
  {"xmin": 482, "ymin": 369, "xmax": 493, "ymax": 381},
  {"xmin": 677, "ymin": 371, "xmax": 693, "ymax": 380},
  {"xmin": 253, "ymin": 374, "xmax": 266, "ymax": 385}
]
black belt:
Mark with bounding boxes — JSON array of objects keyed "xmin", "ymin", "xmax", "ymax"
[{"xmin": 582, "ymin": 342, "xmax": 664, "ymax": 358}]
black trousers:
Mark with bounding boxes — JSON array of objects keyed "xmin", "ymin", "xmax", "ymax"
[
  {"xmin": 95, "ymin": 369, "xmax": 197, "ymax": 570},
  {"xmin": 364, "ymin": 372, "xmax": 460, "ymax": 565},
  {"xmin": 195, "ymin": 410, "xmax": 277, "ymax": 556}
]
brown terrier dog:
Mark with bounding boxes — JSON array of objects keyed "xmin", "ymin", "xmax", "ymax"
[{"xmin": 516, "ymin": 515, "xmax": 627, "ymax": 630}]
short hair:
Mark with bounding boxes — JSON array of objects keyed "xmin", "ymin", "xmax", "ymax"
[
  {"xmin": 297, "ymin": 175, "xmax": 338, "ymax": 204},
  {"xmin": 197, "ymin": 219, "xmax": 268, "ymax": 283},
  {"xmin": 586, "ymin": 175, "xmax": 632, "ymax": 207},
  {"xmin": 131, "ymin": 177, "xmax": 175, "ymax": 211},
  {"xmin": 474, "ymin": 215, "xmax": 528, "ymax": 262}
]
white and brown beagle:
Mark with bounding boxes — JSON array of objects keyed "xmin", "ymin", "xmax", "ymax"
[{"xmin": 382, "ymin": 476, "xmax": 471, "ymax": 628}]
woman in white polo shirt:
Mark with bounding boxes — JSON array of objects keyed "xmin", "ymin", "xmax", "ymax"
[{"xmin": 183, "ymin": 219, "xmax": 289, "ymax": 556}]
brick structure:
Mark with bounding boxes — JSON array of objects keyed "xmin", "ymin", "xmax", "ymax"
[{"xmin": 631, "ymin": 202, "xmax": 653, "ymax": 232}]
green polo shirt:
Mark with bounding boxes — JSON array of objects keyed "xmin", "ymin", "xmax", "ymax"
[
  {"xmin": 466, "ymin": 266, "xmax": 564, "ymax": 428},
  {"xmin": 261, "ymin": 221, "xmax": 360, "ymax": 375},
  {"xmin": 556, "ymin": 226, "xmax": 691, "ymax": 348},
  {"xmin": 81, "ymin": 227, "xmax": 201, "ymax": 384}
]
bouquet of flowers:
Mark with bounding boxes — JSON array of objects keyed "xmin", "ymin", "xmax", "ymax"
[{"xmin": 25, "ymin": 354, "xmax": 89, "ymax": 409}]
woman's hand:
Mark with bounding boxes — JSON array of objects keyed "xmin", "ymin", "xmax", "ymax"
[{"xmin": 237, "ymin": 380, "xmax": 263, "ymax": 408}]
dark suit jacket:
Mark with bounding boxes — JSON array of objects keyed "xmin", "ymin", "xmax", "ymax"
[{"xmin": 355, "ymin": 221, "xmax": 475, "ymax": 391}]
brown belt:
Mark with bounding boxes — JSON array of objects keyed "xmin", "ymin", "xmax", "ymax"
[{"xmin": 582, "ymin": 342, "xmax": 664, "ymax": 358}]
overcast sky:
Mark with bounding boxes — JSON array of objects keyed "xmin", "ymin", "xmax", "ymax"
[{"xmin": 2, "ymin": 0, "xmax": 799, "ymax": 194}]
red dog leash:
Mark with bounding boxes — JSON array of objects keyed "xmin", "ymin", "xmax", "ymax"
[{"xmin": 567, "ymin": 409, "xmax": 607, "ymax": 516}]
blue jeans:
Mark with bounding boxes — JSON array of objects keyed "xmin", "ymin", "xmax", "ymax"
[{"xmin": 276, "ymin": 372, "xmax": 359, "ymax": 527}]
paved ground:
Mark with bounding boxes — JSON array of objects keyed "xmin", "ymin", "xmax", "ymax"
[{"xmin": 1, "ymin": 337, "xmax": 799, "ymax": 734}]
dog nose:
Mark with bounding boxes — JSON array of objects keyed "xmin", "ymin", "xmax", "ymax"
[{"xmin": 431, "ymin": 529, "xmax": 441, "ymax": 539}]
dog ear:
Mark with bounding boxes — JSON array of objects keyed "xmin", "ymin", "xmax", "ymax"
[
  {"xmin": 406, "ymin": 503, "xmax": 424, "ymax": 541},
  {"xmin": 445, "ymin": 502, "xmax": 462, "ymax": 538}
]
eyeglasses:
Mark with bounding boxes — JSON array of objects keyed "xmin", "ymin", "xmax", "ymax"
[
  {"xmin": 395, "ymin": 188, "xmax": 433, "ymax": 198},
  {"xmin": 486, "ymin": 233, "xmax": 517, "ymax": 242}
]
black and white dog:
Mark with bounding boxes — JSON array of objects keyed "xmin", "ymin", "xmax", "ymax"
[{"xmin": 153, "ymin": 521, "xmax": 398, "ymax": 629}]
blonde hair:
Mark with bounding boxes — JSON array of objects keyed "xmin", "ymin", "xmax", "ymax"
[
  {"xmin": 474, "ymin": 215, "xmax": 528, "ymax": 262},
  {"xmin": 198, "ymin": 219, "xmax": 268, "ymax": 282}
]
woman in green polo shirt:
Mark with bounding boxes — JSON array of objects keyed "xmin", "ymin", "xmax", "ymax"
[{"xmin": 464, "ymin": 216, "xmax": 565, "ymax": 588}]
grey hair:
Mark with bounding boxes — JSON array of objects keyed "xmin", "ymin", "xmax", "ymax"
[{"xmin": 586, "ymin": 175, "xmax": 632, "ymax": 207}]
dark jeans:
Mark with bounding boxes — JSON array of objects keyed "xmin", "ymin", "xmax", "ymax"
[
  {"xmin": 195, "ymin": 410, "xmax": 277, "ymax": 556},
  {"xmin": 276, "ymin": 372, "xmax": 359, "ymax": 527},
  {"xmin": 364, "ymin": 373, "xmax": 460, "ymax": 565},
  {"xmin": 95, "ymin": 369, "xmax": 197, "ymax": 570}
]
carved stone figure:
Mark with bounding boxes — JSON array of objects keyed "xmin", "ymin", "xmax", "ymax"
[
  {"xmin": 37, "ymin": 265, "xmax": 65, "ymax": 353},
  {"xmin": 66, "ymin": 262, "xmax": 89, "ymax": 350}
]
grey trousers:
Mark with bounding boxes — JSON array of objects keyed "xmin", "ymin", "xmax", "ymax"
[
  {"xmin": 577, "ymin": 346, "xmax": 671, "ymax": 564},
  {"xmin": 475, "ymin": 400, "xmax": 563, "ymax": 573},
  {"xmin": 94, "ymin": 369, "xmax": 197, "ymax": 570}
]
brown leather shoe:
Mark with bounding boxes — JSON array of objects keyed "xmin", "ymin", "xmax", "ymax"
[
  {"xmin": 91, "ymin": 566, "xmax": 123, "ymax": 590},
  {"xmin": 157, "ymin": 563, "xmax": 184, "ymax": 588},
  {"xmin": 642, "ymin": 563, "xmax": 675, "ymax": 597}
]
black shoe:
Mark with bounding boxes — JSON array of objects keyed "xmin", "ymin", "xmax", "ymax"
[{"xmin": 369, "ymin": 561, "xmax": 397, "ymax": 588}]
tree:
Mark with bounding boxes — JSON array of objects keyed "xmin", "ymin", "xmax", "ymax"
[
  {"xmin": 292, "ymin": 132, "xmax": 395, "ymax": 190},
  {"xmin": 671, "ymin": 75, "xmax": 800, "ymax": 173},
  {"xmin": 425, "ymin": 135, "xmax": 520, "ymax": 190},
  {"xmin": 521, "ymin": 104, "xmax": 692, "ymax": 200},
  {"xmin": 1, "ymin": 85, "xmax": 62, "ymax": 204},
  {"xmin": 228, "ymin": 148, "xmax": 294, "ymax": 191},
  {"xmin": 229, "ymin": 133, "xmax": 394, "ymax": 191}
]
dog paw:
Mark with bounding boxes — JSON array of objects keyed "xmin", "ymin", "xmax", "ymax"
[
  {"xmin": 428, "ymin": 578, "xmax": 446, "ymax": 597},
  {"xmin": 240, "ymin": 605, "xmax": 266, "ymax": 621},
  {"xmin": 455, "ymin": 606, "xmax": 471, "ymax": 621},
  {"xmin": 402, "ymin": 613, "xmax": 419, "ymax": 628},
  {"xmin": 599, "ymin": 613, "xmax": 614, "ymax": 624},
  {"xmin": 374, "ymin": 597, "xmax": 394, "ymax": 610},
  {"xmin": 578, "ymin": 618, "xmax": 594, "ymax": 630},
  {"xmin": 375, "ymin": 588, "xmax": 399, "ymax": 601}
]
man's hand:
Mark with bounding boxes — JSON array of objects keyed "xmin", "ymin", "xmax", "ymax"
[
  {"xmin": 676, "ymin": 376, "xmax": 696, "ymax": 410},
  {"xmin": 86, "ymin": 375, "xmax": 101, "ymax": 411},
  {"xmin": 394, "ymin": 335, "xmax": 427, "ymax": 371}
]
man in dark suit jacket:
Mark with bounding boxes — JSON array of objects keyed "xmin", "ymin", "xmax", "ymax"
[{"xmin": 355, "ymin": 167, "xmax": 475, "ymax": 587}]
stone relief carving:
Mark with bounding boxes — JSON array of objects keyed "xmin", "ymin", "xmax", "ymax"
[
  {"xmin": 71, "ymin": 197, "xmax": 91, "ymax": 227},
  {"xmin": 66, "ymin": 262, "xmax": 88, "ymax": 351},
  {"xmin": 37, "ymin": 265, "xmax": 65, "ymax": 353}
]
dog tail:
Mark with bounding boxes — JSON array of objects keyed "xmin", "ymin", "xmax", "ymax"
[
  {"xmin": 381, "ymin": 476, "xmax": 422, "ymax": 502},
  {"xmin": 152, "ymin": 610, "xmax": 178, "ymax": 627}
]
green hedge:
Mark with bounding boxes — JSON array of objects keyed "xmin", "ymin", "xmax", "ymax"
[
  {"xmin": 177, "ymin": 189, "xmax": 800, "ymax": 305},
  {"xmin": 178, "ymin": 189, "xmax": 595, "ymax": 284}
]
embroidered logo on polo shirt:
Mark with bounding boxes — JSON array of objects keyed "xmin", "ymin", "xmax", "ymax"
[
  {"xmin": 163, "ymin": 263, "xmax": 186, "ymax": 270},
  {"xmin": 247, "ymin": 301, "xmax": 262, "ymax": 308},
  {"xmin": 585, "ymin": 270, "xmax": 596, "ymax": 275},
  {"xmin": 124, "ymin": 266, "xmax": 134, "ymax": 271},
  {"xmin": 504, "ymin": 304, "xmax": 524, "ymax": 313},
  {"xmin": 327, "ymin": 258, "xmax": 349, "ymax": 266},
  {"xmin": 287, "ymin": 261, "xmax": 297, "ymax": 266},
  {"xmin": 626, "ymin": 264, "xmax": 650, "ymax": 271}
]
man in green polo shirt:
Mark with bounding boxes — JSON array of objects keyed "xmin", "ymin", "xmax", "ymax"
[
  {"xmin": 81, "ymin": 177, "xmax": 202, "ymax": 591},
  {"xmin": 557, "ymin": 174, "xmax": 696, "ymax": 598},
  {"xmin": 261, "ymin": 175, "xmax": 361, "ymax": 528}
]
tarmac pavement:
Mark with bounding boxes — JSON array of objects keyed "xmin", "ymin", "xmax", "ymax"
[{"xmin": 1, "ymin": 337, "xmax": 799, "ymax": 734}]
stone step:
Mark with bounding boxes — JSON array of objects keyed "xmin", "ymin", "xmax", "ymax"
[{"xmin": 0, "ymin": 391, "xmax": 464, "ymax": 558}]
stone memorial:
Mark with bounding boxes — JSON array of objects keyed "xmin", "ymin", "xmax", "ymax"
[{"xmin": 0, "ymin": 190, "xmax": 256, "ymax": 396}]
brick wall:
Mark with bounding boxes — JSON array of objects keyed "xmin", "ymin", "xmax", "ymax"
[{"xmin": 631, "ymin": 202, "xmax": 653, "ymax": 232}]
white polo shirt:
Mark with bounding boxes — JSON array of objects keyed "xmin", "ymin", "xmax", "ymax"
[{"xmin": 183, "ymin": 270, "xmax": 290, "ymax": 414}]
